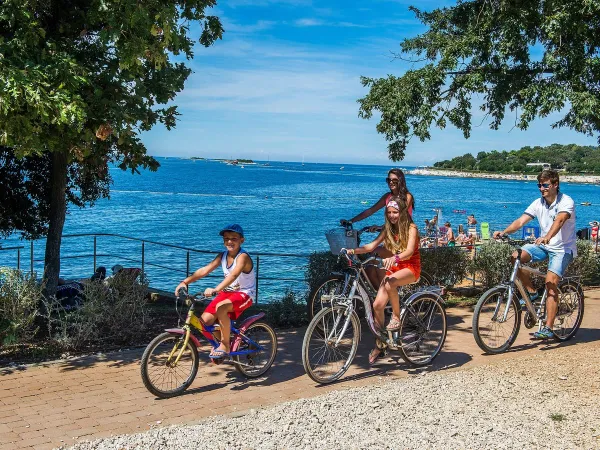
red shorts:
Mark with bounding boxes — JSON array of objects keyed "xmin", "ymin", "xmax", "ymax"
[
  {"xmin": 204, "ymin": 291, "xmax": 253, "ymax": 320},
  {"xmin": 387, "ymin": 261, "xmax": 421, "ymax": 280}
]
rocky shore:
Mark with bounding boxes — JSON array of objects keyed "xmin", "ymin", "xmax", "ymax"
[{"xmin": 409, "ymin": 168, "xmax": 600, "ymax": 184}]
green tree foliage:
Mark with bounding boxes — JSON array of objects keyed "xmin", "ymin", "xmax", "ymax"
[
  {"xmin": 358, "ymin": 0, "xmax": 600, "ymax": 161},
  {"xmin": 0, "ymin": 1, "xmax": 223, "ymax": 296},
  {"xmin": 433, "ymin": 143, "xmax": 600, "ymax": 173}
]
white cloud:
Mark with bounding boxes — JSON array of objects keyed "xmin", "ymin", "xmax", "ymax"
[{"xmin": 294, "ymin": 18, "xmax": 324, "ymax": 27}]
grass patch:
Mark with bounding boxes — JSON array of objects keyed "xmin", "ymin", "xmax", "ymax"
[
  {"xmin": 549, "ymin": 413, "xmax": 566, "ymax": 422},
  {"xmin": 444, "ymin": 295, "xmax": 478, "ymax": 308}
]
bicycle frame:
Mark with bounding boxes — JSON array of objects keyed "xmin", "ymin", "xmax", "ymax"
[{"xmin": 330, "ymin": 256, "xmax": 444, "ymax": 350}]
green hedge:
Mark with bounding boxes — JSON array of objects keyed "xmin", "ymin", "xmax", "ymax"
[
  {"xmin": 0, "ymin": 268, "xmax": 41, "ymax": 346},
  {"xmin": 305, "ymin": 247, "xmax": 469, "ymax": 289},
  {"xmin": 468, "ymin": 239, "xmax": 600, "ymax": 289}
]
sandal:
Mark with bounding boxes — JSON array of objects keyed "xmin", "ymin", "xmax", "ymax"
[
  {"xmin": 209, "ymin": 348, "xmax": 230, "ymax": 360},
  {"xmin": 386, "ymin": 317, "xmax": 401, "ymax": 331},
  {"xmin": 368, "ymin": 348, "xmax": 382, "ymax": 365}
]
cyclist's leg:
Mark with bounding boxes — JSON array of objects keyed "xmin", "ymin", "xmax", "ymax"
[
  {"xmin": 372, "ymin": 283, "xmax": 389, "ymax": 329},
  {"xmin": 384, "ymin": 268, "xmax": 417, "ymax": 322},
  {"xmin": 516, "ymin": 244, "xmax": 545, "ymax": 295},
  {"xmin": 202, "ymin": 293, "xmax": 235, "ymax": 354},
  {"xmin": 545, "ymin": 251, "xmax": 574, "ymax": 329}
]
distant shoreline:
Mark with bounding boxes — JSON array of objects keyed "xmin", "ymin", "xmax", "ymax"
[{"xmin": 408, "ymin": 168, "xmax": 600, "ymax": 185}]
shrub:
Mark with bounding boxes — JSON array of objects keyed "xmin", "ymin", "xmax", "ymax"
[
  {"xmin": 565, "ymin": 240, "xmax": 600, "ymax": 285},
  {"xmin": 421, "ymin": 246, "xmax": 469, "ymax": 286},
  {"xmin": 467, "ymin": 241, "xmax": 513, "ymax": 289},
  {"xmin": 305, "ymin": 251, "xmax": 346, "ymax": 294},
  {"xmin": 42, "ymin": 272, "xmax": 150, "ymax": 351},
  {"xmin": 0, "ymin": 268, "xmax": 41, "ymax": 346},
  {"xmin": 255, "ymin": 290, "xmax": 308, "ymax": 328}
]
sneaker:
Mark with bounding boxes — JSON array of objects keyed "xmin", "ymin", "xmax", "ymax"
[{"xmin": 532, "ymin": 326, "xmax": 554, "ymax": 340}]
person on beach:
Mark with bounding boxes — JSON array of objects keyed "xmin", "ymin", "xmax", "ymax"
[
  {"xmin": 493, "ymin": 169, "xmax": 576, "ymax": 340},
  {"xmin": 439, "ymin": 222, "xmax": 456, "ymax": 247},
  {"xmin": 175, "ymin": 224, "xmax": 255, "ymax": 360},
  {"xmin": 456, "ymin": 224, "xmax": 474, "ymax": 246},
  {"xmin": 340, "ymin": 168, "xmax": 415, "ymax": 287},
  {"xmin": 345, "ymin": 195, "xmax": 421, "ymax": 364},
  {"xmin": 467, "ymin": 214, "xmax": 477, "ymax": 226}
]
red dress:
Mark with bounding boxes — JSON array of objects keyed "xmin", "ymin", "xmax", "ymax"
[{"xmin": 386, "ymin": 240, "xmax": 421, "ymax": 280}]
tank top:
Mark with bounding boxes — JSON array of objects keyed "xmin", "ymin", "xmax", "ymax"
[
  {"xmin": 386, "ymin": 193, "xmax": 413, "ymax": 216},
  {"xmin": 221, "ymin": 249, "xmax": 256, "ymax": 300}
]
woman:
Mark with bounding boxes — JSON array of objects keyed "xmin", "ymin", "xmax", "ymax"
[
  {"xmin": 341, "ymin": 168, "xmax": 414, "ymax": 227},
  {"xmin": 341, "ymin": 168, "xmax": 415, "ymax": 286},
  {"xmin": 346, "ymin": 195, "xmax": 421, "ymax": 364}
]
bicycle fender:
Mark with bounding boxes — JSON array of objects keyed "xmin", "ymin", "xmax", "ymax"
[
  {"xmin": 165, "ymin": 328, "xmax": 201, "ymax": 349},
  {"xmin": 404, "ymin": 288, "xmax": 445, "ymax": 309},
  {"xmin": 231, "ymin": 312, "xmax": 266, "ymax": 352}
]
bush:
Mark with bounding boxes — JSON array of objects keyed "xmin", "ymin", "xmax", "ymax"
[
  {"xmin": 421, "ymin": 246, "xmax": 469, "ymax": 286},
  {"xmin": 42, "ymin": 272, "xmax": 150, "ymax": 351},
  {"xmin": 0, "ymin": 268, "xmax": 41, "ymax": 346},
  {"xmin": 304, "ymin": 251, "xmax": 346, "ymax": 294},
  {"xmin": 565, "ymin": 240, "xmax": 600, "ymax": 285},
  {"xmin": 260, "ymin": 290, "xmax": 308, "ymax": 328},
  {"xmin": 467, "ymin": 241, "xmax": 513, "ymax": 289}
]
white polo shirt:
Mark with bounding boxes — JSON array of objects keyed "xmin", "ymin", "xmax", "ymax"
[{"xmin": 524, "ymin": 193, "xmax": 577, "ymax": 257}]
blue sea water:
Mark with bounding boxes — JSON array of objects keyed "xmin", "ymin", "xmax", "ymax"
[{"xmin": 1, "ymin": 158, "xmax": 598, "ymax": 301}]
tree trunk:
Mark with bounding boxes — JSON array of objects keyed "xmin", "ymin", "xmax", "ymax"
[{"xmin": 42, "ymin": 150, "xmax": 68, "ymax": 298}]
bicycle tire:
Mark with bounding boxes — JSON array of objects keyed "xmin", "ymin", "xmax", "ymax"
[
  {"xmin": 307, "ymin": 274, "xmax": 346, "ymax": 320},
  {"xmin": 234, "ymin": 322, "xmax": 278, "ymax": 378},
  {"xmin": 472, "ymin": 286, "xmax": 521, "ymax": 354},
  {"xmin": 398, "ymin": 294, "xmax": 447, "ymax": 366},
  {"xmin": 140, "ymin": 332, "xmax": 199, "ymax": 398},
  {"xmin": 552, "ymin": 280, "xmax": 585, "ymax": 342},
  {"xmin": 302, "ymin": 305, "xmax": 360, "ymax": 384}
]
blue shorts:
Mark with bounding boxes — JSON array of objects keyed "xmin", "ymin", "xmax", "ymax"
[{"xmin": 521, "ymin": 244, "xmax": 573, "ymax": 278}]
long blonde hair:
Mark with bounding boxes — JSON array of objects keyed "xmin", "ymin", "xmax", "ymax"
[{"xmin": 383, "ymin": 195, "xmax": 415, "ymax": 253}]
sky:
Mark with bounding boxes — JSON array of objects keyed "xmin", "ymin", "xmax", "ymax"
[{"xmin": 143, "ymin": 0, "xmax": 598, "ymax": 166}]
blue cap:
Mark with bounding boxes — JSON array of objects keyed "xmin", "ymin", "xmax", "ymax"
[{"xmin": 219, "ymin": 224, "xmax": 244, "ymax": 237}]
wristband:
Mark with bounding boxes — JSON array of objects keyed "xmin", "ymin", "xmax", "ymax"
[{"xmin": 394, "ymin": 254, "xmax": 401, "ymax": 264}]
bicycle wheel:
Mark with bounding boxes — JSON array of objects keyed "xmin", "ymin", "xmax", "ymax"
[
  {"xmin": 234, "ymin": 322, "xmax": 278, "ymax": 377},
  {"xmin": 307, "ymin": 274, "xmax": 347, "ymax": 320},
  {"xmin": 140, "ymin": 332, "xmax": 199, "ymax": 398},
  {"xmin": 473, "ymin": 286, "xmax": 521, "ymax": 354},
  {"xmin": 553, "ymin": 280, "xmax": 585, "ymax": 342},
  {"xmin": 398, "ymin": 294, "xmax": 447, "ymax": 366},
  {"xmin": 302, "ymin": 305, "xmax": 360, "ymax": 384}
]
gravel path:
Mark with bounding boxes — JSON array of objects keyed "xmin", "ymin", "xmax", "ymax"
[{"xmin": 67, "ymin": 343, "xmax": 600, "ymax": 449}]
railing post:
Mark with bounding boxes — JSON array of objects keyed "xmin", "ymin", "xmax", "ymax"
[
  {"xmin": 141, "ymin": 241, "xmax": 145, "ymax": 274},
  {"xmin": 255, "ymin": 256, "xmax": 260, "ymax": 304},
  {"xmin": 30, "ymin": 241, "xmax": 34, "ymax": 276},
  {"xmin": 186, "ymin": 251, "xmax": 190, "ymax": 277},
  {"xmin": 17, "ymin": 248, "xmax": 21, "ymax": 271},
  {"xmin": 93, "ymin": 236, "xmax": 97, "ymax": 272}
]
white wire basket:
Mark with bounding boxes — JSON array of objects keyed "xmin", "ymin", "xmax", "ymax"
[{"xmin": 325, "ymin": 228, "xmax": 358, "ymax": 255}]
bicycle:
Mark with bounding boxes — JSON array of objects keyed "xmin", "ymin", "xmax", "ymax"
[
  {"xmin": 472, "ymin": 236, "xmax": 584, "ymax": 354},
  {"xmin": 307, "ymin": 224, "xmax": 433, "ymax": 320},
  {"xmin": 140, "ymin": 288, "xmax": 277, "ymax": 398},
  {"xmin": 302, "ymin": 251, "xmax": 447, "ymax": 384}
]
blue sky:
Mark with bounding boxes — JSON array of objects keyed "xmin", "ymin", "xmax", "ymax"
[{"xmin": 143, "ymin": 0, "xmax": 598, "ymax": 166}]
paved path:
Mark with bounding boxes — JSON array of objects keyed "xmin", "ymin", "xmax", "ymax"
[{"xmin": 2, "ymin": 289, "xmax": 599, "ymax": 450}]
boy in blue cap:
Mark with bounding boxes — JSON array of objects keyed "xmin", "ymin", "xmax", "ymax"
[{"xmin": 175, "ymin": 224, "xmax": 256, "ymax": 359}]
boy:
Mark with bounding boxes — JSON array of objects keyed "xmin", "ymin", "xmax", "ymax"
[{"xmin": 175, "ymin": 224, "xmax": 256, "ymax": 359}]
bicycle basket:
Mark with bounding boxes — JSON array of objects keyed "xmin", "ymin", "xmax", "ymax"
[{"xmin": 325, "ymin": 228, "xmax": 358, "ymax": 255}]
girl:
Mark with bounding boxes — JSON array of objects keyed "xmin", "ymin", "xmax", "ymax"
[{"xmin": 346, "ymin": 195, "xmax": 421, "ymax": 365}]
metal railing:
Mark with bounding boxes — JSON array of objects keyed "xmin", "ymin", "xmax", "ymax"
[{"xmin": 0, "ymin": 233, "xmax": 312, "ymax": 303}]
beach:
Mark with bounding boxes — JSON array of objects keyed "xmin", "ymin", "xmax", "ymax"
[{"xmin": 409, "ymin": 168, "xmax": 600, "ymax": 184}]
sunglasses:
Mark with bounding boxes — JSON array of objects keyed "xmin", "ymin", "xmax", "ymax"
[
  {"xmin": 537, "ymin": 183, "xmax": 552, "ymax": 189},
  {"xmin": 386, "ymin": 178, "xmax": 399, "ymax": 185}
]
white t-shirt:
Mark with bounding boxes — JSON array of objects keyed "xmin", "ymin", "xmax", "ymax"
[{"xmin": 524, "ymin": 193, "xmax": 577, "ymax": 257}]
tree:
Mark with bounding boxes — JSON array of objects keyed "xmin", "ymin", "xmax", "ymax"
[
  {"xmin": 358, "ymin": 0, "xmax": 600, "ymax": 161},
  {"xmin": 0, "ymin": 1, "xmax": 223, "ymax": 296}
]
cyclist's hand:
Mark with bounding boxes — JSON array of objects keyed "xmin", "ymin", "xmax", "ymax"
[
  {"xmin": 535, "ymin": 235, "xmax": 550, "ymax": 245},
  {"xmin": 204, "ymin": 287, "xmax": 218, "ymax": 297},
  {"xmin": 382, "ymin": 257, "xmax": 394, "ymax": 270},
  {"xmin": 368, "ymin": 225, "xmax": 382, "ymax": 233},
  {"xmin": 340, "ymin": 219, "xmax": 350, "ymax": 226},
  {"xmin": 493, "ymin": 231, "xmax": 504, "ymax": 240},
  {"xmin": 175, "ymin": 282, "xmax": 187, "ymax": 297}
]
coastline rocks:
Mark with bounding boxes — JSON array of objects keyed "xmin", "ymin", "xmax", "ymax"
[{"xmin": 408, "ymin": 169, "xmax": 600, "ymax": 185}]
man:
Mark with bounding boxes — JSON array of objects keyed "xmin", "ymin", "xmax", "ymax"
[
  {"xmin": 467, "ymin": 214, "xmax": 477, "ymax": 226},
  {"xmin": 493, "ymin": 169, "xmax": 577, "ymax": 339}
]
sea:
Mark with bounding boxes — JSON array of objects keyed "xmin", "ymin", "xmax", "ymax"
[{"xmin": 1, "ymin": 158, "xmax": 598, "ymax": 301}]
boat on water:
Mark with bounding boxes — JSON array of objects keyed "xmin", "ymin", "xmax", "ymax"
[
  {"xmin": 340, "ymin": 166, "xmax": 344, "ymax": 170},
  {"xmin": 453, "ymin": 209, "xmax": 467, "ymax": 214},
  {"xmin": 581, "ymin": 202, "xmax": 592, "ymax": 206}
]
